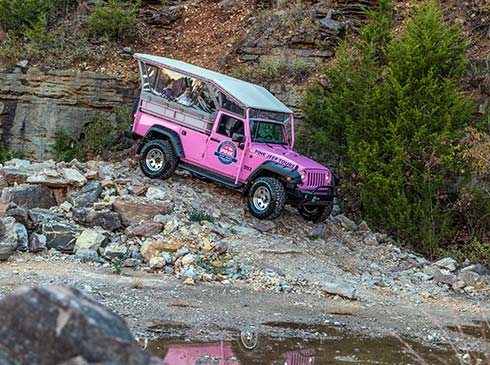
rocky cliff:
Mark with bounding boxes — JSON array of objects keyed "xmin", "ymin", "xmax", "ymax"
[{"xmin": 0, "ymin": 68, "xmax": 136, "ymax": 159}]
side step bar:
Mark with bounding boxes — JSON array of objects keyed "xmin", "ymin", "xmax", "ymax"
[{"xmin": 179, "ymin": 162, "xmax": 243, "ymax": 189}]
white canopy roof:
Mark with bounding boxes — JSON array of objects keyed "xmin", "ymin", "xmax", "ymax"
[{"xmin": 134, "ymin": 54, "xmax": 293, "ymax": 114}]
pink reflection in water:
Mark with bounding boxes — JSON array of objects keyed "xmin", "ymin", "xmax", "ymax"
[{"xmin": 160, "ymin": 340, "xmax": 316, "ymax": 365}]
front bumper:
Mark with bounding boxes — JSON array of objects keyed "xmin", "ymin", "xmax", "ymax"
[{"xmin": 288, "ymin": 185, "xmax": 336, "ymax": 206}]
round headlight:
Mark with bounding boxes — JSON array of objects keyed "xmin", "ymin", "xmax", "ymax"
[
  {"xmin": 325, "ymin": 170, "xmax": 331, "ymax": 181},
  {"xmin": 300, "ymin": 171, "xmax": 307, "ymax": 180}
]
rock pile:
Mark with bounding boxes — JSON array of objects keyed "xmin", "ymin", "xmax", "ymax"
[{"xmin": 0, "ymin": 158, "xmax": 289, "ymax": 288}]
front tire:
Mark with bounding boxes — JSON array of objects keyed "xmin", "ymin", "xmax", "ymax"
[
  {"xmin": 139, "ymin": 139, "xmax": 178, "ymax": 179},
  {"xmin": 297, "ymin": 201, "xmax": 333, "ymax": 222},
  {"xmin": 247, "ymin": 177, "xmax": 286, "ymax": 220}
]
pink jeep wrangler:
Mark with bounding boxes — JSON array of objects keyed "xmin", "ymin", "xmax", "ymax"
[{"xmin": 131, "ymin": 54, "xmax": 336, "ymax": 221}]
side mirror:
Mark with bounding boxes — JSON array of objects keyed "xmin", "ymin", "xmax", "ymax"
[{"xmin": 232, "ymin": 133, "xmax": 244, "ymax": 143}]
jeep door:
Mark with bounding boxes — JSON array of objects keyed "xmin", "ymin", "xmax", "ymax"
[{"xmin": 205, "ymin": 112, "xmax": 246, "ymax": 179}]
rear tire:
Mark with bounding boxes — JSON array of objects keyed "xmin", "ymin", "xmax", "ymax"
[
  {"xmin": 297, "ymin": 201, "xmax": 333, "ymax": 222},
  {"xmin": 247, "ymin": 177, "xmax": 286, "ymax": 220},
  {"xmin": 139, "ymin": 139, "xmax": 178, "ymax": 179}
]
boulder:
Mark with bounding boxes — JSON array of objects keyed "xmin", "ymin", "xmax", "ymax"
[
  {"xmin": 321, "ymin": 281, "xmax": 357, "ymax": 300},
  {"xmin": 149, "ymin": 256, "xmax": 165, "ymax": 269},
  {"xmin": 68, "ymin": 180, "xmax": 102, "ymax": 208},
  {"xmin": 433, "ymin": 270, "xmax": 457, "ymax": 286},
  {"xmin": 29, "ymin": 233, "xmax": 47, "ymax": 253},
  {"xmin": 0, "ymin": 218, "xmax": 18, "ymax": 260},
  {"xmin": 72, "ymin": 208, "xmax": 122, "ymax": 231},
  {"xmin": 1, "ymin": 167, "xmax": 31, "ymax": 185},
  {"xmin": 101, "ymin": 244, "xmax": 128, "ymax": 260},
  {"xmin": 126, "ymin": 222, "xmax": 163, "ymax": 238},
  {"xmin": 0, "ymin": 185, "xmax": 57, "ymax": 209},
  {"xmin": 62, "ymin": 168, "xmax": 87, "ymax": 187},
  {"xmin": 460, "ymin": 264, "xmax": 488, "ymax": 276},
  {"xmin": 333, "ymin": 214, "xmax": 358, "ymax": 231},
  {"xmin": 433, "ymin": 257, "xmax": 458, "ymax": 272},
  {"xmin": 42, "ymin": 222, "xmax": 82, "ymax": 253},
  {"xmin": 113, "ymin": 199, "xmax": 173, "ymax": 226},
  {"xmin": 145, "ymin": 187, "xmax": 166, "ymax": 200},
  {"xmin": 13, "ymin": 223, "xmax": 28, "ymax": 251},
  {"xmin": 140, "ymin": 238, "xmax": 185, "ymax": 261},
  {"xmin": 75, "ymin": 229, "xmax": 107, "ymax": 251},
  {"xmin": 0, "ymin": 285, "xmax": 161, "ymax": 365}
]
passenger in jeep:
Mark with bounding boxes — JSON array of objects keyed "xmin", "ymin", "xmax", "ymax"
[
  {"xmin": 177, "ymin": 87, "xmax": 193, "ymax": 106},
  {"xmin": 161, "ymin": 80, "xmax": 175, "ymax": 101}
]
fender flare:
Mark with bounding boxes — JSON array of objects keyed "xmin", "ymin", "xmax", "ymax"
[
  {"xmin": 138, "ymin": 125, "xmax": 185, "ymax": 157},
  {"xmin": 244, "ymin": 161, "xmax": 301, "ymax": 193}
]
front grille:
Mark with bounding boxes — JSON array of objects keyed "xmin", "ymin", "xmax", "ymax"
[{"xmin": 304, "ymin": 170, "xmax": 326, "ymax": 189}]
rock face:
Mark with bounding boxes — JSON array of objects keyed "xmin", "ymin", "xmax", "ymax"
[
  {"xmin": 0, "ymin": 68, "xmax": 136, "ymax": 159},
  {"xmin": 0, "ymin": 285, "xmax": 160, "ymax": 365}
]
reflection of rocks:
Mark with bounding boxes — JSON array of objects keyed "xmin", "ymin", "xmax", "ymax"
[{"xmin": 0, "ymin": 285, "xmax": 162, "ymax": 365}]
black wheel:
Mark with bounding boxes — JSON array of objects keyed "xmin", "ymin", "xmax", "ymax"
[
  {"xmin": 139, "ymin": 139, "xmax": 178, "ymax": 179},
  {"xmin": 297, "ymin": 201, "xmax": 333, "ymax": 222},
  {"xmin": 247, "ymin": 177, "xmax": 286, "ymax": 220}
]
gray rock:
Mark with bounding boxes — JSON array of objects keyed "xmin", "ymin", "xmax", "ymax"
[
  {"xmin": 161, "ymin": 251, "xmax": 173, "ymax": 264},
  {"xmin": 334, "ymin": 214, "xmax": 357, "ymax": 231},
  {"xmin": 123, "ymin": 47, "xmax": 133, "ymax": 54},
  {"xmin": 456, "ymin": 271, "xmax": 481, "ymax": 287},
  {"xmin": 149, "ymin": 257, "xmax": 165, "ymax": 269},
  {"xmin": 68, "ymin": 180, "xmax": 102, "ymax": 207},
  {"xmin": 1, "ymin": 185, "xmax": 57, "ymax": 209},
  {"xmin": 74, "ymin": 248, "xmax": 99, "ymax": 261},
  {"xmin": 145, "ymin": 187, "xmax": 165, "ymax": 200},
  {"xmin": 433, "ymin": 257, "xmax": 458, "ymax": 272},
  {"xmin": 16, "ymin": 60, "xmax": 29, "ymax": 68},
  {"xmin": 13, "ymin": 223, "xmax": 28, "ymax": 251},
  {"xmin": 75, "ymin": 229, "xmax": 107, "ymax": 251},
  {"xmin": 72, "ymin": 208, "xmax": 122, "ymax": 231},
  {"xmin": 28, "ymin": 233, "xmax": 47, "ymax": 253},
  {"xmin": 175, "ymin": 247, "xmax": 190, "ymax": 258},
  {"xmin": 321, "ymin": 281, "xmax": 357, "ymax": 299},
  {"xmin": 181, "ymin": 253, "xmax": 197, "ymax": 266},
  {"xmin": 460, "ymin": 264, "xmax": 488, "ymax": 276},
  {"xmin": 213, "ymin": 241, "xmax": 228, "ymax": 254},
  {"xmin": 181, "ymin": 266, "xmax": 197, "ymax": 281},
  {"xmin": 42, "ymin": 222, "xmax": 82, "ymax": 253},
  {"xmin": 0, "ymin": 218, "xmax": 18, "ymax": 260},
  {"xmin": 101, "ymin": 244, "xmax": 127, "ymax": 260},
  {"xmin": 0, "ymin": 285, "xmax": 160, "ymax": 364},
  {"xmin": 433, "ymin": 270, "xmax": 456, "ymax": 286}
]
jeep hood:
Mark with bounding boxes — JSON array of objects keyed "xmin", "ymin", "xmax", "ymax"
[{"xmin": 251, "ymin": 143, "xmax": 329, "ymax": 171}]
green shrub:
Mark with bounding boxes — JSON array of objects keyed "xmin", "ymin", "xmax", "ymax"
[
  {"xmin": 188, "ymin": 208, "xmax": 214, "ymax": 223},
  {"xmin": 300, "ymin": 0, "xmax": 475, "ymax": 258},
  {"xmin": 0, "ymin": 0, "xmax": 56, "ymax": 34},
  {"xmin": 88, "ymin": 0, "xmax": 141, "ymax": 40},
  {"xmin": 0, "ymin": 147, "xmax": 23, "ymax": 164},
  {"xmin": 50, "ymin": 130, "xmax": 87, "ymax": 162}
]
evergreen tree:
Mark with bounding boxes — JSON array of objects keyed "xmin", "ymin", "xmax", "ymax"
[{"xmin": 301, "ymin": 0, "xmax": 473, "ymax": 256}]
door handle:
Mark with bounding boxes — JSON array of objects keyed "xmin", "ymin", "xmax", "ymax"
[{"xmin": 210, "ymin": 137, "xmax": 221, "ymax": 143}]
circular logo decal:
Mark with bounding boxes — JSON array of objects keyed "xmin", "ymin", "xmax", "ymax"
[{"xmin": 214, "ymin": 141, "xmax": 238, "ymax": 165}]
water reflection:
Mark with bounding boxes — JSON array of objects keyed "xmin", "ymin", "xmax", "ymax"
[{"xmin": 147, "ymin": 327, "xmax": 467, "ymax": 364}]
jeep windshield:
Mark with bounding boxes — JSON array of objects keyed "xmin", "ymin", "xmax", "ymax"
[{"xmin": 250, "ymin": 120, "xmax": 287, "ymax": 144}]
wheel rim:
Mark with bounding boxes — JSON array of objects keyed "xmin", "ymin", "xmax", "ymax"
[
  {"xmin": 145, "ymin": 148, "xmax": 165, "ymax": 172},
  {"xmin": 252, "ymin": 186, "xmax": 271, "ymax": 212},
  {"xmin": 302, "ymin": 205, "xmax": 319, "ymax": 214},
  {"xmin": 240, "ymin": 331, "xmax": 259, "ymax": 350}
]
